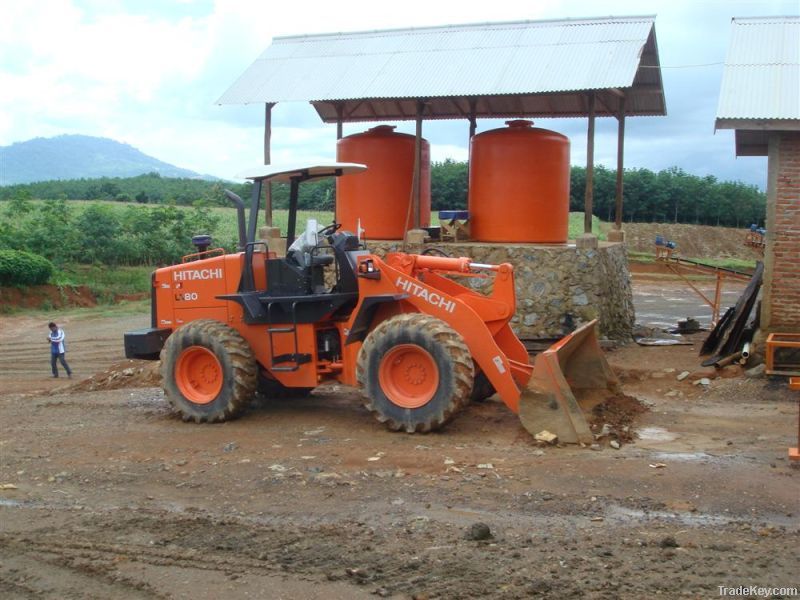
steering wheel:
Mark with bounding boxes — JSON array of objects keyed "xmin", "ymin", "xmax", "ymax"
[{"xmin": 318, "ymin": 222, "xmax": 342, "ymax": 242}]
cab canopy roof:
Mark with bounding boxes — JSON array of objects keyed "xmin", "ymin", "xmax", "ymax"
[
  {"xmin": 218, "ymin": 16, "xmax": 665, "ymax": 121},
  {"xmin": 237, "ymin": 162, "xmax": 367, "ymax": 182}
]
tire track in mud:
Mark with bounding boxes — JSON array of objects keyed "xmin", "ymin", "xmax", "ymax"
[
  {"xmin": 3, "ymin": 536, "xmax": 271, "ymax": 577},
  {"xmin": 0, "ymin": 546, "xmax": 165, "ymax": 600},
  {"xmin": 2, "ymin": 499, "xmax": 798, "ymax": 600},
  {"xmin": 0, "ymin": 498, "xmax": 515, "ymax": 595}
]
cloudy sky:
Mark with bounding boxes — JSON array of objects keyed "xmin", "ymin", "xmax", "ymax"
[{"xmin": 1, "ymin": 0, "xmax": 796, "ymax": 189}]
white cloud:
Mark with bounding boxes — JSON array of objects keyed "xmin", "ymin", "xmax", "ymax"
[
  {"xmin": 0, "ymin": 0, "xmax": 794, "ymax": 188},
  {"xmin": 0, "ymin": 2, "xmax": 216, "ymax": 140},
  {"xmin": 430, "ymin": 144, "xmax": 469, "ymax": 163}
]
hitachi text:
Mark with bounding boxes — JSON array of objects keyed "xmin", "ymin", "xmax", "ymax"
[
  {"xmin": 395, "ymin": 277, "xmax": 456, "ymax": 313},
  {"xmin": 173, "ymin": 268, "xmax": 223, "ymax": 281}
]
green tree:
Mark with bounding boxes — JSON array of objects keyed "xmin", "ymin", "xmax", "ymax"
[
  {"xmin": 430, "ymin": 159, "xmax": 468, "ymax": 210},
  {"xmin": 22, "ymin": 198, "xmax": 78, "ymax": 264},
  {"xmin": 74, "ymin": 204, "xmax": 123, "ymax": 264},
  {"xmin": 7, "ymin": 189, "xmax": 34, "ymax": 215}
]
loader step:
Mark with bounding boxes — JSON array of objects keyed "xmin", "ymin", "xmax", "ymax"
[{"xmin": 273, "ymin": 353, "xmax": 311, "ymax": 365}]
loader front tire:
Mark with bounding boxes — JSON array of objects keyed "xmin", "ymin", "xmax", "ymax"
[
  {"xmin": 470, "ymin": 370, "xmax": 496, "ymax": 402},
  {"xmin": 357, "ymin": 313, "xmax": 474, "ymax": 433},
  {"xmin": 161, "ymin": 320, "xmax": 257, "ymax": 423}
]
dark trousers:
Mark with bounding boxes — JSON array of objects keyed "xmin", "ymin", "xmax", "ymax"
[{"xmin": 51, "ymin": 353, "xmax": 72, "ymax": 377}]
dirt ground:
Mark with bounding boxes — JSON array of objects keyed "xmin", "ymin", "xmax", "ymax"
[
  {"xmin": 622, "ymin": 222, "xmax": 764, "ymax": 262},
  {"xmin": 1, "ymin": 274, "xmax": 798, "ymax": 599}
]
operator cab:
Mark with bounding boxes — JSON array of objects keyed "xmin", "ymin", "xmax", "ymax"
[{"xmin": 220, "ymin": 163, "xmax": 368, "ymax": 324}]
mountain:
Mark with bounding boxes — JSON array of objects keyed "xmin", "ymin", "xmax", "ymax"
[{"xmin": 0, "ymin": 135, "xmax": 203, "ymax": 185}]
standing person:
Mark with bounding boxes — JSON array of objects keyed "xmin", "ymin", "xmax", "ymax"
[{"xmin": 47, "ymin": 322, "xmax": 72, "ymax": 378}]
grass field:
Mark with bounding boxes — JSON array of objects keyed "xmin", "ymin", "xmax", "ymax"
[
  {"xmin": 210, "ymin": 207, "xmax": 334, "ymax": 245},
  {"xmin": 47, "ymin": 200, "xmax": 606, "ymax": 244},
  {"xmin": 210, "ymin": 209, "xmax": 607, "ymax": 243},
  {"xmin": 52, "ymin": 264, "xmax": 153, "ymax": 301},
  {"xmin": 3, "ymin": 202, "xmax": 621, "ymax": 303},
  {"xmin": 627, "ymin": 250, "xmax": 756, "ymax": 272},
  {"xmin": 25, "ymin": 199, "xmax": 332, "ymax": 249}
]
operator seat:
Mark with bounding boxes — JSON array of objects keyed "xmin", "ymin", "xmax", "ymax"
[
  {"xmin": 329, "ymin": 231, "xmax": 362, "ymax": 294},
  {"xmin": 287, "ymin": 249, "xmax": 334, "ymax": 270}
]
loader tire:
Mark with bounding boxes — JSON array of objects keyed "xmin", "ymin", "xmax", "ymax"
[
  {"xmin": 470, "ymin": 370, "xmax": 496, "ymax": 403},
  {"xmin": 357, "ymin": 313, "xmax": 474, "ymax": 433},
  {"xmin": 160, "ymin": 319, "xmax": 257, "ymax": 423}
]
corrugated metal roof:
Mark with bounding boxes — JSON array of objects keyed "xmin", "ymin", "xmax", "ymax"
[
  {"xmin": 218, "ymin": 16, "xmax": 665, "ymax": 121},
  {"xmin": 716, "ymin": 16, "xmax": 800, "ymax": 123}
]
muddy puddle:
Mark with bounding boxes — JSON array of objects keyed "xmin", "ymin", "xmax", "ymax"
[{"xmin": 633, "ymin": 285, "xmax": 745, "ymax": 329}]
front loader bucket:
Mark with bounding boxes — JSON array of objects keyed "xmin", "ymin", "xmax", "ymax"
[{"xmin": 519, "ymin": 319, "xmax": 620, "ymax": 445}]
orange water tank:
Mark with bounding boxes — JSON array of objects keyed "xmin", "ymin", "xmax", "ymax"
[
  {"xmin": 469, "ymin": 120, "xmax": 570, "ymax": 243},
  {"xmin": 336, "ymin": 125, "xmax": 430, "ymax": 240}
]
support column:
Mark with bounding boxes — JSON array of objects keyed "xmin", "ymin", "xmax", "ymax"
[
  {"xmin": 608, "ymin": 96, "xmax": 627, "ymax": 243},
  {"xmin": 406, "ymin": 99, "xmax": 427, "ymax": 245},
  {"xmin": 759, "ymin": 133, "xmax": 781, "ymax": 339},
  {"xmin": 759, "ymin": 132, "xmax": 800, "ymax": 342},
  {"xmin": 263, "ymin": 102, "xmax": 276, "ymax": 228},
  {"xmin": 336, "ymin": 103, "xmax": 344, "ymax": 140},
  {"xmin": 577, "ymin": 92, "xmax": 598, "ymax": 249},
  {"xmin": 414, "ymin": 100, "xmax": 424, "ymax": 229},
  {"xmin": 468, "ymin": 98, "xmax": 478, "ymax": 141},
  {"xmin": 466, "ymin": 98, "xmax": 477, "ymax": 212}
]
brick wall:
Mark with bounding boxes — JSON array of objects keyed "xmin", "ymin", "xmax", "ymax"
[{"xmin": 764, "ymin": 132, "xmax": 800, "ymax": 331}]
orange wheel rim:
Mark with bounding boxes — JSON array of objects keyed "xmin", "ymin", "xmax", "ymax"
[
  {"xmin": 378, "ymin": 344, "xmax": 439, "ymax": 409},
  {"xmin": 175, "ymin": 346, "xmax": 222, "ymax": 405}
]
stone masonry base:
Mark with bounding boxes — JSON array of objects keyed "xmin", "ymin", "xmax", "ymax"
[{"xmin": 367, "ymin": 240, "xmax": 635, "ymax": 342}]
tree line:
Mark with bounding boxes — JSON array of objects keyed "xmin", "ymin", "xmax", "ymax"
[
  {"xmin": 0, "ymin": 172, "xmax": 335, "ymax": 212},
  {"xmin": 430, "ymin": 160, "xmax": 766, "ymax": 228},
  {"xmin": 0, "ymin": 194, "xmax": 219, "ymax": 267},
  {"xmin": 0, "ymin": 172, "xmax": 240, "ymax": 206},
  {"xmin": 0, "ymin": 161, "xmax": 766, "ymax": 228}
]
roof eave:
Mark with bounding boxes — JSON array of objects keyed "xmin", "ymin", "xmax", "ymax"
[{"xmin": 716, "ymin": 118, "xmax": 800, "ymax": 131}]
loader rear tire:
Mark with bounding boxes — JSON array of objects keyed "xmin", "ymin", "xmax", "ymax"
[
  {"xmin": 357, "ymin": 313, "xmax": 474, "ymax": 433},
  {"xmin": 161, "ymin": 320, "xmax": 257, "ymax": 423}
]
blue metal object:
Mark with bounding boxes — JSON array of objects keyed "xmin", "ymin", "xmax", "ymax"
[
  {"xmin": 655, "ymin": 235, "xmax": 676, "ymax": 249},
  {"xmin": 439, "ymin": 210, "xmax": 470, "ymax": 221}
]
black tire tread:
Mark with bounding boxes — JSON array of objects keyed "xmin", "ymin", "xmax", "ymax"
[
  {"xmin": 356, "ymin": 312, "xmax": 473, "ymax": 433},
  {"xmin": 160, "ymin": 319, "xmax": 257, "ymax": 423}
]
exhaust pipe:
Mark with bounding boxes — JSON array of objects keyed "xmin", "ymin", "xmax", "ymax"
[{"xmin": 224, "ymin": 189, "xmax": 248, "ymax": 251}]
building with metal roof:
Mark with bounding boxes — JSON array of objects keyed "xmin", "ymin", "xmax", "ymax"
[
  {"xmin": 219, "ymin": 16, "xmax": 666, "ymax": 242},
  {"xmin": 716, "ymin": 16, "xmax": 800, "ymax": 156},
  {"xmin": 218, "ymin": 16, "xmax": 665, "ymax": 123},
  {"xmin": 715, "ymin": 16, "xmax": 800, "ymax": 338}
]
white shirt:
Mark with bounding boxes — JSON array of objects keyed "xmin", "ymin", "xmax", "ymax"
[{"xmin": 49, "ymin": 328, "xmax": 66, "ymax": 354}]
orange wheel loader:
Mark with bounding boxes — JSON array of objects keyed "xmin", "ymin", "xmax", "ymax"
[{"xmin": 124, "ymin": 163, "xmax": 619, "ymax": 441}]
